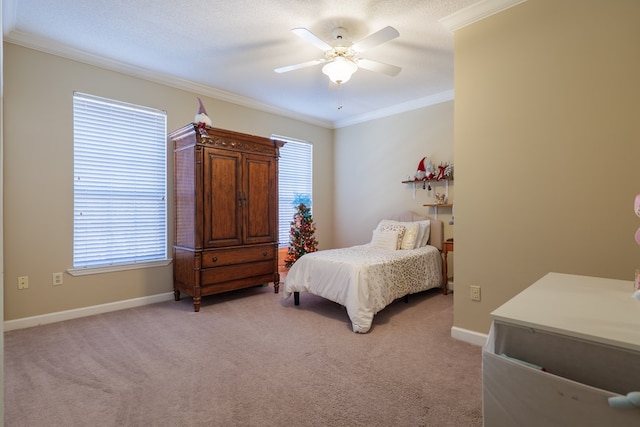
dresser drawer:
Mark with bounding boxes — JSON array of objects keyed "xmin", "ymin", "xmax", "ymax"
[
  {"xmin": 201, "ymin": 260, "xmax": 275, "ymax": 285},
  {"xmin": 202, "ymin": 245, "xmax": 275, "ymax": 268},
  {"xmin": 482, "ymin": 349, "xmax": 640, "ymax": 427}
]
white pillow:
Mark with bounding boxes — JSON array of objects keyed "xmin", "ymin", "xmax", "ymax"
[
  {"xmin": 399, "ymin": 222, "xmax": 420, "ymax": 250},
  {"xmin": 370, "ymin": 230, "xmax": 400, "ymax": 250},
  {"xmin": 377, "ymin": 219, "xmax": 420, "ymax": 250},
  {"xmin": 414, "ymin": 222, "xmax": 427, "ymax": 248},
  {"xmin": 417, "ymin": 220, "xmax": 431, "ymax": 247},
  {"xmin": 375, "ymin": 220, "xmax": 406, "ymax": 249}
]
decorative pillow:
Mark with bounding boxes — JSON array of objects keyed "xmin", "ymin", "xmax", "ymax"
[
  {"xmin": 414, "ymin": 222, "xmax": 427, "ymax": 248},
  {"xmin": 370, "ymin": 230, "xmax": 400, "ymax": 250},
  {"xmin": 399, "ymin": 222, "xmax": 420, "ymax": 250},
  {"xmin": 417, "ymin": 220, "xmax": 431, "ymax": 247},
  {"xmin": 375, "ymin": 220, "xmax": 406, "ymax": 249},
  {"xmin": 377, "ymin": 219, "xmax": 422, "ymax": 250}
]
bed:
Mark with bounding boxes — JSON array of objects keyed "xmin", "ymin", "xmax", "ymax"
[{"xmin": 283, "ymin": 212, "xmax": 444, "ymax": 333}]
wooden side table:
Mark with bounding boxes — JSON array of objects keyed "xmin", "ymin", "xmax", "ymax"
[{"xmin": 442, "ymin": 239, "xmax": 454, "ymax": 295}]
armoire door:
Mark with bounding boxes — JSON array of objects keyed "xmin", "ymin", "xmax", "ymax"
[
  {"xmin": 243, "ymin": 153, "xmax": 277, "ymax": 245},
  {"xmin": 203, "ymin": 148, "xmax": 243, "ymax": 247}
]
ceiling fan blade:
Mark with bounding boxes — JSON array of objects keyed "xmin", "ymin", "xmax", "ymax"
[
  {"xmin": 356, "ymin": 58, "xmax": 402, "ymax": 77},
  {"xmin": 351, "ymin": 26, "xmax": 399, "ymax": 52},
  {"xmin": 291, "ymin": 28, "xmax": 332, "ymax": 51},
  {"xmin": 274, "ymin": 59, "xmax": 326, "ymax": 74}
]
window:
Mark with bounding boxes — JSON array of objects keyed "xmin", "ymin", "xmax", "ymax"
[
  {"xmin": 275, "ymin": 136, "xmax": 313, "ymax": 247},
  {"xmin": 72, "ymin": 92, "xmax": 168, "ymax": 273}
]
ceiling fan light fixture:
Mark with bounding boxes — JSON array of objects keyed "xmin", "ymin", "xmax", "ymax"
[{"xmin": 322, "ymin": 56, "xmax": 358, "ymax": 85}]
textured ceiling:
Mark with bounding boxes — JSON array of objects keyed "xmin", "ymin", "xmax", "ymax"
[{"xmin": 3, "ymin": 0, "xmax": 495, "ymax": 128}]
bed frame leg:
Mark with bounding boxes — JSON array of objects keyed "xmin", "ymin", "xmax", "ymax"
[{"xmin": 294, "ymin": 291, "xmax": 300, "ymax": 305}]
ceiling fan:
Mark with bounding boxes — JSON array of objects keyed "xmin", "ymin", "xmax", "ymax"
[{"xmin": 275, "ymin": 26, "xmax": 402, "ymax": 85}]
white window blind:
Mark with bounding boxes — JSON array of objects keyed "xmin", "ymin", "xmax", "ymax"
[
  {"xmin": 275, "ymin": 136, "xmax": 313, "ymax": 247},
  {"xmin": 73, "ymin": 92, "xmax": 168, "ymax": 270}
]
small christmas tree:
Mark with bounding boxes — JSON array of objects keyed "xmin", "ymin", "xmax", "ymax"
[{"xmin": 284, "ymin": 195, "xmax": 318, "ymax": 268}]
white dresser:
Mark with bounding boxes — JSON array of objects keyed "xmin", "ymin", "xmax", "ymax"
[{"xmin": 483, "ymin": 272, "xmax": 640, "ymax": 426}]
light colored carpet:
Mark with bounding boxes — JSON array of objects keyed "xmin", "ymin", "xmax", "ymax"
[{"xmin": 4, "ymin": 286, "xmax": 482, "ymax": 426}]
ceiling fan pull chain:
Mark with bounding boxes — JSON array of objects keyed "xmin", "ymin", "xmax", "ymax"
[{"xmin": 338, "ymin": 84, "xmax": 343, "ymax": 110}]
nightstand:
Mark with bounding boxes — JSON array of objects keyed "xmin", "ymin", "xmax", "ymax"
[{"xmin": 442, "ymin": 239, "xmax": 454, "ymax": 295}]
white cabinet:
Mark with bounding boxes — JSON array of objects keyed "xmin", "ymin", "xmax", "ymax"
[{"xmin": 483, "ymin": 273, "xmax": 640, "ymax": 426}]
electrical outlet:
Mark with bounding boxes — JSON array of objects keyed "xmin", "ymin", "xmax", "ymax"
[
  {"xmin": 52, "ymin": 272, "xmax": 63, "ymax": 286},
  {"xmin": 470, "ymin": 285, "xmax": 481, "ymax": 302},
  {"xmin": 18, "ymin": 276, "xmax": 29, "ymax": 290}
]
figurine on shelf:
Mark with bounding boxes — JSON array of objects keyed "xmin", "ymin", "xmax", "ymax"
[
  {"xmin": 194, "ymin": 97, "xmax": 212, "ymax": 135},
  {"xmin": 414, "ymin": 157, "xmax": 427, "ymax": 180},
  {"xmin": 425, "ymin": 159, "xmax": 435, "ymax": 180},
  {"xmin": 414, "ymin": 157, "xmax": 436, "ymax": 190},
  {"xmin": 435, "ymin": 193, "xmax": 447, "ymax": 204},
  {"xmin": 444, "ymin": 163, "xmax": 454, "ymax": 178},
  {"xmin": 436, "ymin": 162, "xmax": 454, "ymax": 180}
]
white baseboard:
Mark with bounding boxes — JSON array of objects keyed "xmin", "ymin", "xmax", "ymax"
[
  {"xmin": 4, "ymin": 292, "xmax": 175, "ymax": 332},
  {"xmin": 451, "ymin": 326, "xmax": 488, "ymax": 347}
]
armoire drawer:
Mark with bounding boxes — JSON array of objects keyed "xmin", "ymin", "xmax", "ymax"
[
  {"xmin": 202, "ymin": 245, "xmax": 275, "ymax": 268},
  {"xmin": 201, "ymin": 260, "xmax": 275, "ymax": 285}
]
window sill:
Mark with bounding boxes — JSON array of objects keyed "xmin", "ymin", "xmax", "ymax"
[{"xmin": 68, "ymin": 259, "xmax": 172, "ymax": 277}]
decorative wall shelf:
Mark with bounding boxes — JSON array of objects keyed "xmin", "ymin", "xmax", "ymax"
[
  {"xmin": 423, "ymin": 203, "xmax": 453, "ymax": 220},
  {"xmin": 402, "ymin": 177, "xmax": 453, "ymax": 199},
  {"xmin": 401, "ymin": 177, "xmax": 453, "ymax": 186}
]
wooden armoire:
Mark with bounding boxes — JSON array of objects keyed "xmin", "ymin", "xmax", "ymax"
[{"xmin": 170, "ymin": 123, "xmax": 283, "ymax": 312}]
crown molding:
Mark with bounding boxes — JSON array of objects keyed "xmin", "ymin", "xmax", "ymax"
[
  {"xmin": 3, "ymin": 29, "xmax": 334, "ymax": 129},
  {"xmin": 439, "ymin": 0, "xmax": 527, "ymax": 32},
  {"xmin": 333, "ymin": 89, "xmax": 454, "ymax": 129},
  {"xmin": 5, "ymin": 29, "xmax": 454, "ymax": 130},
  {"xmin": 4, "ymin": 7, "xmax": 476, "ymax": 131}
]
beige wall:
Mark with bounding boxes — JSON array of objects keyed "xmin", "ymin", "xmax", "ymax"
[
  {"xmin": 334, "ymin": 102, "xmax": 455, "ymax": 248},
  {"xmin": 453, "ymin": 0, "xmax": 640, "ymax": 333},
  {"xmin": 10, "ymin": 0, "xmax": 637, "ymax": 338},
  {"xmin": 3, "ymin": 41, "xmax": 453, "ymax": 322},
  {"xmin": 3, "ymin": 43, "xmax": 333, "ymax": 320}
]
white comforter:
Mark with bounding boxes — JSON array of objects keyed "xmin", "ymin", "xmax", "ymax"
[{"xmin": 283, "ymin": 244, "xmax": 443, "ymax": 333}]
